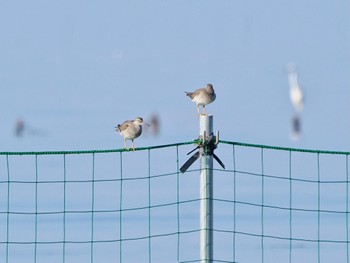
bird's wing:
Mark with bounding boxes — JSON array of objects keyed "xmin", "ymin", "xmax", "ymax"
[
  {"xmin": 118, "ymin": 121, "xmax": 132, "ymax": 132},
  {"xmin": 185, "ymin": 88, "xmax": 203, "ymax": 99}
]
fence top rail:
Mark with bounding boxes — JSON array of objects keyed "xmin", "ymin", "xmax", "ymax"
[
  {"xmin": 221, "ymin": 140, "xmax": 350, "ymax": 155},
  {"xmin": 0, "ymin": 140, "xmax": 199, "ymax": 156},
  {"xmin": 1, "ymin": 139, "xmax": 350, "ymax": 156}
]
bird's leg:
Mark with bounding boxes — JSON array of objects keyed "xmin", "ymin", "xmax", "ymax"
[
  {"xmin": 203, "ymin": 105, "xmax": 206, "ymax": 115},
  {"xmin": 124, "ymin": 138, "xmax": 128, "ymax": 150},
  {"xmin": 197, "ymin": 105, "xmax": 200, "ymax": 117},
  {"xmin": 132, "ymin": 140, "xmax": 136, "ymax": 151}
]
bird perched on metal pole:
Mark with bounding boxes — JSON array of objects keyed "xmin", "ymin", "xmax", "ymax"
[
  {"xmin": 115, "ymin": 117, "xmax": 148, "ymax": 150},
  {"xmin": 185, "ymin": 83, "xmax": 216, "ymax": 116}
]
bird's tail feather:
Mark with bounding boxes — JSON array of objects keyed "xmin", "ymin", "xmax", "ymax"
[{"xmin": 185, "ymin": 92, "xmax": 194, "ymax": 98}]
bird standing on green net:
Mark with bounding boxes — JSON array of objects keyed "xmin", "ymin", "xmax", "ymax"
[{"xmin": 115, "ymin": 117, "xmax": 149, "ymax": 150}]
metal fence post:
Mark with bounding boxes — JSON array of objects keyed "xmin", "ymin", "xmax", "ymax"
[{"xmin": 199, "ymin": 115, "xmax": 214, "ymax": 263}]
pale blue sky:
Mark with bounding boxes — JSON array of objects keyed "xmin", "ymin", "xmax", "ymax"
[
  {"xmin": 1, "ymin": 1, "xmax": 350, "ymax": 151},
  {"xmin": 1, "ymin": 2, "xmax": 350, "ymax": 262}
]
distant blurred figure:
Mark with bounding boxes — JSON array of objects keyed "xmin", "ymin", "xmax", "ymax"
[
  {"xmin": 14, "ymin": 117, "xmax": 48, "ymax": 138},
  {"xmin": 287, "ymin": 63, "xmax": 304, "ymax": 140},
  {"xmin": 15, "ymin": 117, "xmax": 25, "ymax": 137},
  {"xmin": 150, "ymin": 113, "xmax": 160, "ymax": 136},
  {"xmin": 291, "ymin": 114, "xmax": 301, "ymax": 141},
  {"xmin": 287, "ymin": 63, "xmax": 304, "ymax": 113},
  {"xmin": 143, "ymin": 113, "xmax": 161, "ymax": 137}
]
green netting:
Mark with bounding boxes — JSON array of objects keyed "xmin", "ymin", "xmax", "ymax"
[{"xmin": 1, "ymin": 140, "xmax": 350, "ymax": 262}]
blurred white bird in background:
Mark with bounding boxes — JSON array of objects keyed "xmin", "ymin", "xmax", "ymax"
[
  {"xmin": 287, "ymin": 63, "xmax": 304, "ymax": 113},
  {"xmin": 287, "ymin": 63, "xmax": 304, "ymax": 141}
]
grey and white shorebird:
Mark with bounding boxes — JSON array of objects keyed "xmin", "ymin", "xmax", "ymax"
[
  {"xmin": 115, "ymin": 117, "xmax": 148, "ymax": 150},
  {"xmin": 185, "ymin": 83, "xmax": 216, "ymax": 116}
]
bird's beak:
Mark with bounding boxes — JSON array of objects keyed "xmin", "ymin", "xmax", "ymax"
[{"xmin": 144, "ymin": 122, "xmax": 151, "ymax": 127}]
